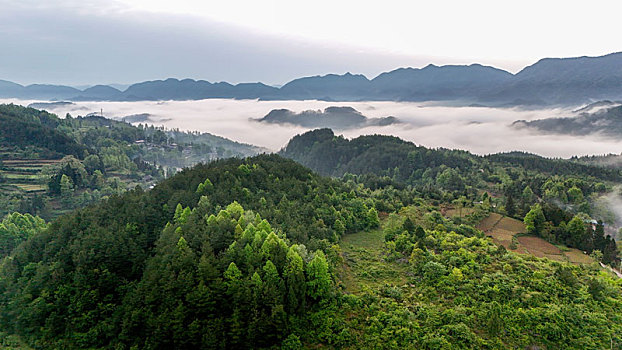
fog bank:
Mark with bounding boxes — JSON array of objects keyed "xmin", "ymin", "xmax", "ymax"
[{"xmin": 5, "ymin": 98, "xmax": 622, "ymax": 158}]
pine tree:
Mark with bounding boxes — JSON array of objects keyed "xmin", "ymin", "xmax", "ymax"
[
  {"xmin": 306, "ymin": 250, "xmax": 332, "ymax": 301},
  {"xmin": 284, "ymin": 247, "xmax": 306, "ymax": 313}
]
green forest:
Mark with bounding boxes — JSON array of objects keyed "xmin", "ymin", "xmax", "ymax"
[{"xmin": 0, "ymin": 108, "xmax": 621, "ymax": 349}]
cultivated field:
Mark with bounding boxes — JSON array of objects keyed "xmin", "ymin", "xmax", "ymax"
[
  {"xmin": 444, "ymin": 206, "xmax": 476, "ymax": 218},
  {"xmin": 564, "ymin": 248, "xmax": 594, "ymax": 264},
  {"xmin": 477, "ymin": 213, "xmax": 594, "ymax": 265},
  {"xmin": 0, "ymin": 158, "xmax": 59, "ymax": 196},
  {"xmin": 476, "ymin": 212, "xmax": 503, "ymax": 232}
]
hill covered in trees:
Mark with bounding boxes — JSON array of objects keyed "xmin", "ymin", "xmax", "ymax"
[
  {"xmin": 256, "ymin": 106, "xmax": 399, "ymax": 130},
  {"xmin": 0, "ymin": 104, "xmax": 263, "ymax": 220},
  {"xmin": 281, "ymin": 129, "xmax": 621, "ymax": 263},
  {"xmin": 0, "ymin": 155, "xmax": 620, "ymax": 349},
  {"xmin": 513, "ymin": 103, "xmax": 622, "ymax": 137}
]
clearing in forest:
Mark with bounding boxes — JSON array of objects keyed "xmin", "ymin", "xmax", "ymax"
[
  {"xmin": 339, "ymin": 225, "xmax": 408, "ymax": 294},
  {"xmin": 444, "ymin": 206, "xmax": 476, "ymax": 218}
]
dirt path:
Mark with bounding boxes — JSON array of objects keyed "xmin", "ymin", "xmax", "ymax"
[{"xmin": 600, "ymin": 262, "xmax": 622, "ymax": 279}]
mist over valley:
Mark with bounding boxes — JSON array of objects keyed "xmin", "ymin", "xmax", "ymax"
[{"xmin": 6, "ymin": 98, "xmax": 622, "ymax": 159}]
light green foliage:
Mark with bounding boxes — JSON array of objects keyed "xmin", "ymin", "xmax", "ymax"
[
  {"xmin": 196, "ymin": 177, "xmax": 213, "ymax": 194},
  {"xmin": 567, "ymin": 186, "xmax": 584, "ymax": 204},
  {"xmin": 59, "ymin": 174, "xmax": 73, "ymax": 197},
  {"xmin": 567, "ymin": 215, "xmax": 586, "ymax": 247},
  {"xmin": 224, "ymin": 262, "xmax": 242, "ymax": 282},
  {"xmin": 306, "ymin": 250, "xmax": 332, "ymax": 300},
  {"xmin": 0, "ymin": 212, "xmax": 46, "ymax": 256},
  {"xmin": 348, "ymin": 207, "xmax": 622, "ymax": 349},
  {"xmin": 436, "ymin": 167, "xmax": 464, "ymax": 191},
  {"xmin": 524, "ymin": 204, "xmax": 546, "ymax": 235},
  {"xmin": 366, "ymin": 207, "xmax": 380, "ymax": 229},
  {"xmin": 522, "ymin": 186, "xmax": 536, "ymax": 204}
]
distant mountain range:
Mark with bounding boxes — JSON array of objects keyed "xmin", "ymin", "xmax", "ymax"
[{"xmin": 3, "ymin": 52, "xmax": 622, "ymax": 106}]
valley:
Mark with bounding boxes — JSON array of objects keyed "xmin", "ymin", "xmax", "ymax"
[{"xmin": 3, "ymin": 2, "xmax": 622, "ymax": 349}]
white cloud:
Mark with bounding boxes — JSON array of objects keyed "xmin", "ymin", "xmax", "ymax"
[{"xmin": 7, "ymin": 98, "xmax": 622, "ymax": 158}]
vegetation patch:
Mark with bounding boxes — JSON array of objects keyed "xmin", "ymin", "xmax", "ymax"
[
  {"xmin": 476, "ymin": 212, "xmax": 503, "ymax": 232},
  {"xmin": 518, "ymin": 235, "xmax": 563, "ymax": 256},
  {"xmin": 340, "ymin": 226, "xmax": 408, "ymax": 294},
  {"xmin": 565, "ymin": 248, "xmax": 595, "ymax": 264}
]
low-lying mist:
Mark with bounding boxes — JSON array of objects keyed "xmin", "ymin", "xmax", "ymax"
[{"xmin": 5, "ymin": 98, "xmax": 622, "ymax": 158}]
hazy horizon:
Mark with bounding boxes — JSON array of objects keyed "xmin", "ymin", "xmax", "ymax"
[{"xmin": 3, "ymin": 51, "xmax": 622, "ymax": 89}]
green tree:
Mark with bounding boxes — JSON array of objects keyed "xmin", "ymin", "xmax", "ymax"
[
  {"xmin": 567, "ymin": 186, "xmax": 584, "ymax": 204},
  {"xmin": 505, "ymin": 194, "xmax": 516, "ymax": 217},
  {"xmin": 59, "ymin": 174, "xmax": 73, "ymax": 197},
  {"xmin": 0, "ymin": 212, "xmax": 46, "ymax": 256},
  {"xmin": 306, "ymin": 250, "xmax": 332, "ymax": 300},
  {"xmin": 284, "ymin": 247, "xmax": 306, "ymax": 313},
  {"xmin": 366, "ymin": 207, "xmax": 380, "ymax": 229},
  {"xmin": 524, "ymin": 204, "xmax": 546, "ymax": 235},
  {"xmin": 567, "ymin": 215, "xmax": 586, "ymax": 247}
]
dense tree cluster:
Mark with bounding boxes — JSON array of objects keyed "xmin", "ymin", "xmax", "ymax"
[
  {"xmin": 0, "ymin": 155, "xmax": 377, "ymax": 348},
  {"xmin": 524, "ymin": 204, "xmax": 618, "ymax": 264},
  {"xmin": 0, "ymin": 104, "xmax": 87, "ymax": 158}
]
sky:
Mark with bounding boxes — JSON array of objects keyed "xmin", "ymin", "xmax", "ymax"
[{"xmin": 1, "ymin": 0, "xmax": 621, "ymax": 86}]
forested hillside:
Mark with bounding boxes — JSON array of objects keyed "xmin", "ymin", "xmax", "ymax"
[
  {"xmin": 281, "ymin": 129, "xmax": 621, "ymax": 263},
  {"xmin": 1, "ymin": 116, "xmax": 622, "ymax": 349},
  {"xmin": 0, "ymin": 155, "xmax": 380, "ymax": 348},
  {"xmin": 0, "ymin": 104, "xmax": 262, "ymax": 220},
  {"xmin": 513, "ymin": 104, "xmax": 622, "ymax": 136},
  {"xmin": 1, "ymin": 155, "xmax": 620, "ymax": 349}
]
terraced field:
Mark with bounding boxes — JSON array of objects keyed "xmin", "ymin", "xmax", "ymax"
[
  {"xmin": 0, "ymin": 159, "xmax": 60, "ymax": 196},
  {"xmin": 477, "ymin": 213, "xmax": 593, "ymax": 265},
  {"xmin": 564, "ymin": 248, "xmax": 594, "ymax": 264}
]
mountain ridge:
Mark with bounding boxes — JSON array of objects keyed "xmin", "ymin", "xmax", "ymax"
[{"xmin": 3, "ymin": 52, "xmax": 622, "ymax": 105}]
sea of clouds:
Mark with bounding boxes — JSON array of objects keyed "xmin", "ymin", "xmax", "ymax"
[{"xmin": 4, "ymin": 98, "xmax": 622, "ymax": 158}]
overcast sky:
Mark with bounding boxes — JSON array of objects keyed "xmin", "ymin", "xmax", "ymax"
[{"xmin": 1, "ymin": 0, "xmax": 621, "ymax": 86}]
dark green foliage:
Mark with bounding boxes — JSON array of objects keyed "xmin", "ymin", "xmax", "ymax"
[
  {"xmin": 281, "ymin": 129, "xmax": 477, "ymax": 186},
  {"xmin": 0, "ymin": 104, "xmax": 88, "ymax": 158},
  {"xmin": 486, "ymin": 151, "xmax": 622, "ymax": 182},
  {"xmin": 0, "ymin": 155, "xmax": 370, "ymax": 348}
]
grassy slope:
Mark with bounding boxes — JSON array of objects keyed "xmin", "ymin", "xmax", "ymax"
[{"xmin": 339, "ymin": 225, "xmax": 408, "ymax": 294}]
